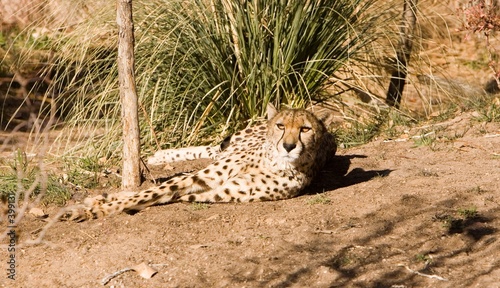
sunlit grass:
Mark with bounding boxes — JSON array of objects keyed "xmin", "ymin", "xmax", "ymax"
[{"xmin": 39, "ymin": 0, "xmax": 391, "ymax": 158}]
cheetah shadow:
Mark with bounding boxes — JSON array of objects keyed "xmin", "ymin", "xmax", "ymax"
[{"xmin": 305, "ymin": 154, "xmax": 393, "ymax": 194}]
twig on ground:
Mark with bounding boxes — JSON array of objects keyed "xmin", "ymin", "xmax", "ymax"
[
  {"xmin": 314, "ymin": 229, "xmax": 336, "ymax": 234},
  {"xmin": 101, "ymin": 262, "xmax": 157, "ymax": 285},
  {"xmin": 78, "ymin": 229, "xmax": 97, "ymax": 240},
  {"xmin": 101, "ymin": 267, "xmax": 134, "ymax": 285},
  {"xmin": 414, "ymin": 117, "xmax": 463, "ymax": 131},
  {"xmin": 411, "ymin": 131, "xmax": 435, "ymax": 139},
  {"xmin": 397, "ymin": 264, "xmax": 448, "ymax": 281},
  {"xmin": 484, "ymin": 133, "xmax": 500, "ymax": 138}
]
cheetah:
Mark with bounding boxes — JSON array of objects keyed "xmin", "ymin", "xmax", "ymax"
[{"xmin": 67, "ymin": 104, "xmax": 336, "ymax": 221}]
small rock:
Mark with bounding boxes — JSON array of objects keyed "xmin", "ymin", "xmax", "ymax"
[
  {"xmin": 29, "ymin": 207, "xmax": 47, "ymax": 218},
  {"xmin": 205, "ymin": 214, "xmax": 220, "ymax": 221}
]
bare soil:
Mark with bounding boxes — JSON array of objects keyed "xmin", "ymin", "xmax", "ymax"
[
  {"xmin": 1, "ymin": 111, "xmax": 499, "ymax": 288},
  {"xmin": 1, "ymin": 1, "xmax": 499, "ymax": 286}
]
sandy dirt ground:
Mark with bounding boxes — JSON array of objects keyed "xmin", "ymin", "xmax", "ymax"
[
  {"xmin": 1, "ymin": 111, "xmax": 499, "ymax": 288},
  {"xmin": 0, "ymin": 0, "xmax": 499, "ymax": 286}
]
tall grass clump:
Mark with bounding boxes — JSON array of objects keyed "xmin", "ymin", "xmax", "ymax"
[{"xmin": 38, "ymin": 0, "xmax": 390, "ymax": 158}]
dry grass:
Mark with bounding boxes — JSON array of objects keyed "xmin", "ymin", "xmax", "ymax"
[{"xmin": 0, "ymin": 0, "xmax": 498, "ymax": 190}]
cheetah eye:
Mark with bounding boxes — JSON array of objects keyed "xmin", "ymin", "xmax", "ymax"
[
  {"xmin": 276, "ymin": 123, "xmax": 285, "ymax": 130},
  {"xmin": 300, "ymin": 126, "xmax": 311, "ymax": 133}
]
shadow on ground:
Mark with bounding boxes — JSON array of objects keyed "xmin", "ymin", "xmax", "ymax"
[
  {"xmin": 220, "ymin": 154, "xmax": 499, "ymax": 287},
  {"xmin": 306, "ymin": 154, "xmax": 394, "ymax": 194},
  {"xmin": 226, "ymin": 200, "xmax": 498, "ymax": 287}
]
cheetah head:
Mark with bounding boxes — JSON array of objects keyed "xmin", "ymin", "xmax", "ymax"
[{"xmin": 265, "ymin": 103, "xmax": 333, "ymax": 170}]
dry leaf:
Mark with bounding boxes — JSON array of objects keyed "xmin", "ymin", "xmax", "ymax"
[{"xmin": 132, "ymin": 262, "xmax": 157, "ymax": 279}]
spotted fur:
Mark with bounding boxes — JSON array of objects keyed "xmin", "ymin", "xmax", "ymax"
[{"xmin": 67, "ymin": 104, "xmax": 336, "ymax": 221}]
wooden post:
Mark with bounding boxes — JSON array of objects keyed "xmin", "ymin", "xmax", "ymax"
[
  {"xmin": 117, "ymin": 0, "xmax": 141, "ymax": 189},
  {"xmin": 385, "ymin": 0, "xmax": 418, "ymax": 108}
]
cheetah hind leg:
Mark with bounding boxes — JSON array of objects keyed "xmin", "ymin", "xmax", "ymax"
[
  {"xmin": 67, "ymin": 164, "xmax": 284, "ymax": 221},
  {"xmin": 65, "ymin": 192, "xmax": 135, "ymax": 221},
  {"xmin": 147, "ymin": 146, "xmax": 219, "ymax": 165},
  {"xmin": 66, "ymin": 173, "xmax": 215, "ymax": 221}
]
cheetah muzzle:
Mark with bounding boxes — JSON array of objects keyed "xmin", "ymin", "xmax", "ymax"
[{"xmin": 66, "ymin": 104, "xmax": 336, "ymax": 221}]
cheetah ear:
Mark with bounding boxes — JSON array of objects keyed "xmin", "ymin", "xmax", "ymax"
[
  {"xmin": 313, "ymin": 109, "xmax": 335, "ymax": 128},
  {"xmin": 266, "ymin": 103, "xmax": 278, "ymax": 120}
]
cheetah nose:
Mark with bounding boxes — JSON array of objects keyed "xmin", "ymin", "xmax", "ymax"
[{"xmin": 283, "ymin": 143, "xmax": 297, "ymax": 152}]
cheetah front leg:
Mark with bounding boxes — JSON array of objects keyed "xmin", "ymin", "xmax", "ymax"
[{"xmin": 178, "ymin": 174, "xmax": 303, "ymax": 203}]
